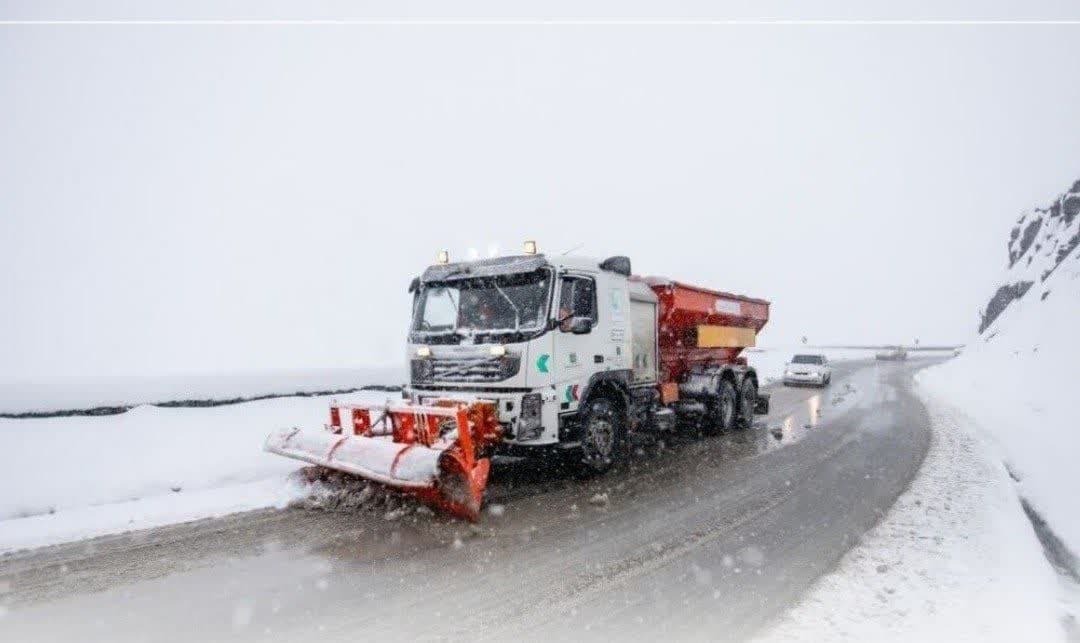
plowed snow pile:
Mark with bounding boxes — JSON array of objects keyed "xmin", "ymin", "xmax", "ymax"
[{"xmin": 288, "ymin": 467, "xmax": 430, "ymax": 521}]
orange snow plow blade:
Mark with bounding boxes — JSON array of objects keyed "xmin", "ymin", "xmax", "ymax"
[{"xmin": 265, "ymin": 399, "xmax": 501, "ymax": 521}]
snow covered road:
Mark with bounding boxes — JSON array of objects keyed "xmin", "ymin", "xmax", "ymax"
[{"xmin": 0, "ymin": 359, "xmax": 939, "ymax": 641}]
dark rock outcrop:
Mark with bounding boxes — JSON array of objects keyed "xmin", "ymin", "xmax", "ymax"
[
  {"xmin": 979, "ymin": 281, "xmax": 1033, "ymax": 333},
  {"xmin": 980, "ymin": 177, "xmax": 1080, "ymax": 333}
]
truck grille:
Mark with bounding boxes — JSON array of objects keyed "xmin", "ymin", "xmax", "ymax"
[{"xmin": 413, "ymin": 356, "xmax": 521, "ymax": 384}]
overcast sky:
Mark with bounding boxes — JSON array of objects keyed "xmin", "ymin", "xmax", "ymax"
[{"xmin": 2, "ymin": 3, "xmax": 1080, "ymax": 377}]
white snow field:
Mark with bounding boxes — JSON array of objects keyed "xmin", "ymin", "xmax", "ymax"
[
  {"xmin": 756, "ymin": 394, "xmax": 1067, "ymax": 642},
  {"xmin": 0, "ymin": 390, "xmax": 394, "ymax": 554}
]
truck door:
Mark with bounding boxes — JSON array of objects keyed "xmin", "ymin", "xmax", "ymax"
[{"xmin": 553, "ymin": 273, "xmax": 598, "ymax": 413}]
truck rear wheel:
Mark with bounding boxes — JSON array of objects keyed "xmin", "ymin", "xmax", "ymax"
[
  {"xmin": 702, "ymin": 380, "xmax": 737, "ymax": 436},
  {"xmin": 575, "ymin": 397, "xmax": 626, "ymax": 476},
  {"xmin": 736, "ymin": 378, "xmax": 758, "ymax": 429}
]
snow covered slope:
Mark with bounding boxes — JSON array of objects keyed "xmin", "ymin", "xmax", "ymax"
[{"xmin": 921, "ymin": 175, "xmax": 1080, "ymax": 558}]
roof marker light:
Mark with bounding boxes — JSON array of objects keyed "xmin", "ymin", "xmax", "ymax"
[
  {"xmin": 523, "ymin": 240, "xmax": 538, "ymax": 255},
  {"xmin": 436, "ymin": 250, "xmax": 449, "ymax": 264}
]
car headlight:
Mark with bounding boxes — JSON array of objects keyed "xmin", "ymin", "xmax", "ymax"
[{"xmin": 518, "ymin": 392, "xmax": 542, "ymax": 440}]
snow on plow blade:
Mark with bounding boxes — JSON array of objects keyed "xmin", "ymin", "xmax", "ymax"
[
  {"xmin": 265, "ymin": 399, "xmax": 501, "ymax": 521},
  {"xmin": 265, "ymin": 429, "xmax": 444, "ymax": 488}
]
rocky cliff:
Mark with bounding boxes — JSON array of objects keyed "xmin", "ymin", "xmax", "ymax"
[{"xmin": 979, "ymin": 178, "xmax": 1080, "ymax": 333}]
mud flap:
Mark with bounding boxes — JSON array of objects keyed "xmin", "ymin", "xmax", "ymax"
[
  {"xmin": 754, "ymin": 392, "xmax": 770, "ymax": 415},
  {"xmin": 426, "ymin": 454, "xmax": 491, "ymax": 522}
]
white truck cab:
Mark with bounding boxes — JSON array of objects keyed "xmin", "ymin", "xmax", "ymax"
[{"xmin": 405, "ymin": 253, "xmax": 646, "ymax": 454}]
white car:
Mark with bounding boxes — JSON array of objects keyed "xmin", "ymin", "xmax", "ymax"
[
  {"xmin": 875, "ymin": 346, "xmax": 908, "ymax": 361},
  {"xmin": 783, "ymin": 354, "xmax": 832, "ymax": 387}
]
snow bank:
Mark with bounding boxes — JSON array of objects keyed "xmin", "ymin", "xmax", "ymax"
[
  {"xmin": 0, "ymin": 366, "xmax": 402, "ymax": 415},
  {"xmin": 756, "ymin": 394, "xmax": 1066, "ymax": 642},
  {"xmin": 0, "ymin": 390, "xmax": 393, "ymax": 553},
  {"xmin": 918, "ymin": 248, "xmax": 1080, "ymax": 556}
]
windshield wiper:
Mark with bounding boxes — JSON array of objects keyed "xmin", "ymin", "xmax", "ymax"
[
  {"xmin": 417, "ymin": 328, "xmax": 457, "ymax": 336},
  {"xmin": 492, "ymin": 282, "xmax": 522, "ymax": 331}
]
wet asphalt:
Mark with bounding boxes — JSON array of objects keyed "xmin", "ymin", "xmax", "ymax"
[{"xmin": 0, "ymin": 358, "xmax": 941, "ymax": 642}]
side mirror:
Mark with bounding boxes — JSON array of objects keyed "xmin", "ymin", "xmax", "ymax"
[
  {"xmin": 408, "ymin": 277, "xmax": 420, "ymax": 294},
  {"xmin": 599, "ymin": 256, "xmax": 631, "ymax": 276},
  {"xmin": 567, "ymin": 316, "xmax": 593, "ymax": 335}
]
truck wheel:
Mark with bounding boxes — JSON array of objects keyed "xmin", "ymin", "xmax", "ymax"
[
  {"xmin": 703, "ymin": 380, "xmax": 737, "ymax": 436},
  {"xmin": 576, "ymin": 397, "xmax": 625, "ymax": 476},
  {"xmin": 736, "ymin": 378, "xmax": 758, "ymax": 429}
]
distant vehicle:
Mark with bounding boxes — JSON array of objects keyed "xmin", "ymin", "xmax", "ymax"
[
  {"xmin": 783, "ymin": 354, "xmax": 832, "ymax": 387},
  {"xmin": 876, "ymin": 346, "xmax": 909, "ymax": 361}
]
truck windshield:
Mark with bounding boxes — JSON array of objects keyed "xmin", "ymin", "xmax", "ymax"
[
  {"xmin": 412, "ymin": 270, "xmax": 552, "ymax": 337},
  {"xmin": 792, "ymin": 355, "xmax": 824, "ymax": 364}
]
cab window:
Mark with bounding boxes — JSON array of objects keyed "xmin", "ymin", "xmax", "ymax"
[{"xmin": 558, "ymin": 276, "xmax": 597, "ymax": 327}]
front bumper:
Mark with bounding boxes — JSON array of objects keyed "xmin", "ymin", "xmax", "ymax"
[
  {"xmin": 404, "ymin": 386, "xmax": 558, "ymax": 445},
  {"xmin": 783, "ymin": 372, "xmax": 825, "ymax": 385}
]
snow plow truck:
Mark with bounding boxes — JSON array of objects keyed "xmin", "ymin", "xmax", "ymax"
[{"xmin": 265, "ymin": 243, "xmax": 770, "ymax": 520}]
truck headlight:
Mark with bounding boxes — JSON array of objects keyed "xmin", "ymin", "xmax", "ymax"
[
  {"xmin": 497, "ymin": 355, "xmax": 522, "ymax": 379},
  {"xmin": 518, "ymin": 392, "xmax": 542, "ymax": 440},
  {"xmin": 410, "ymin": 358, "xmax": 434, "ymax": 383}
]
